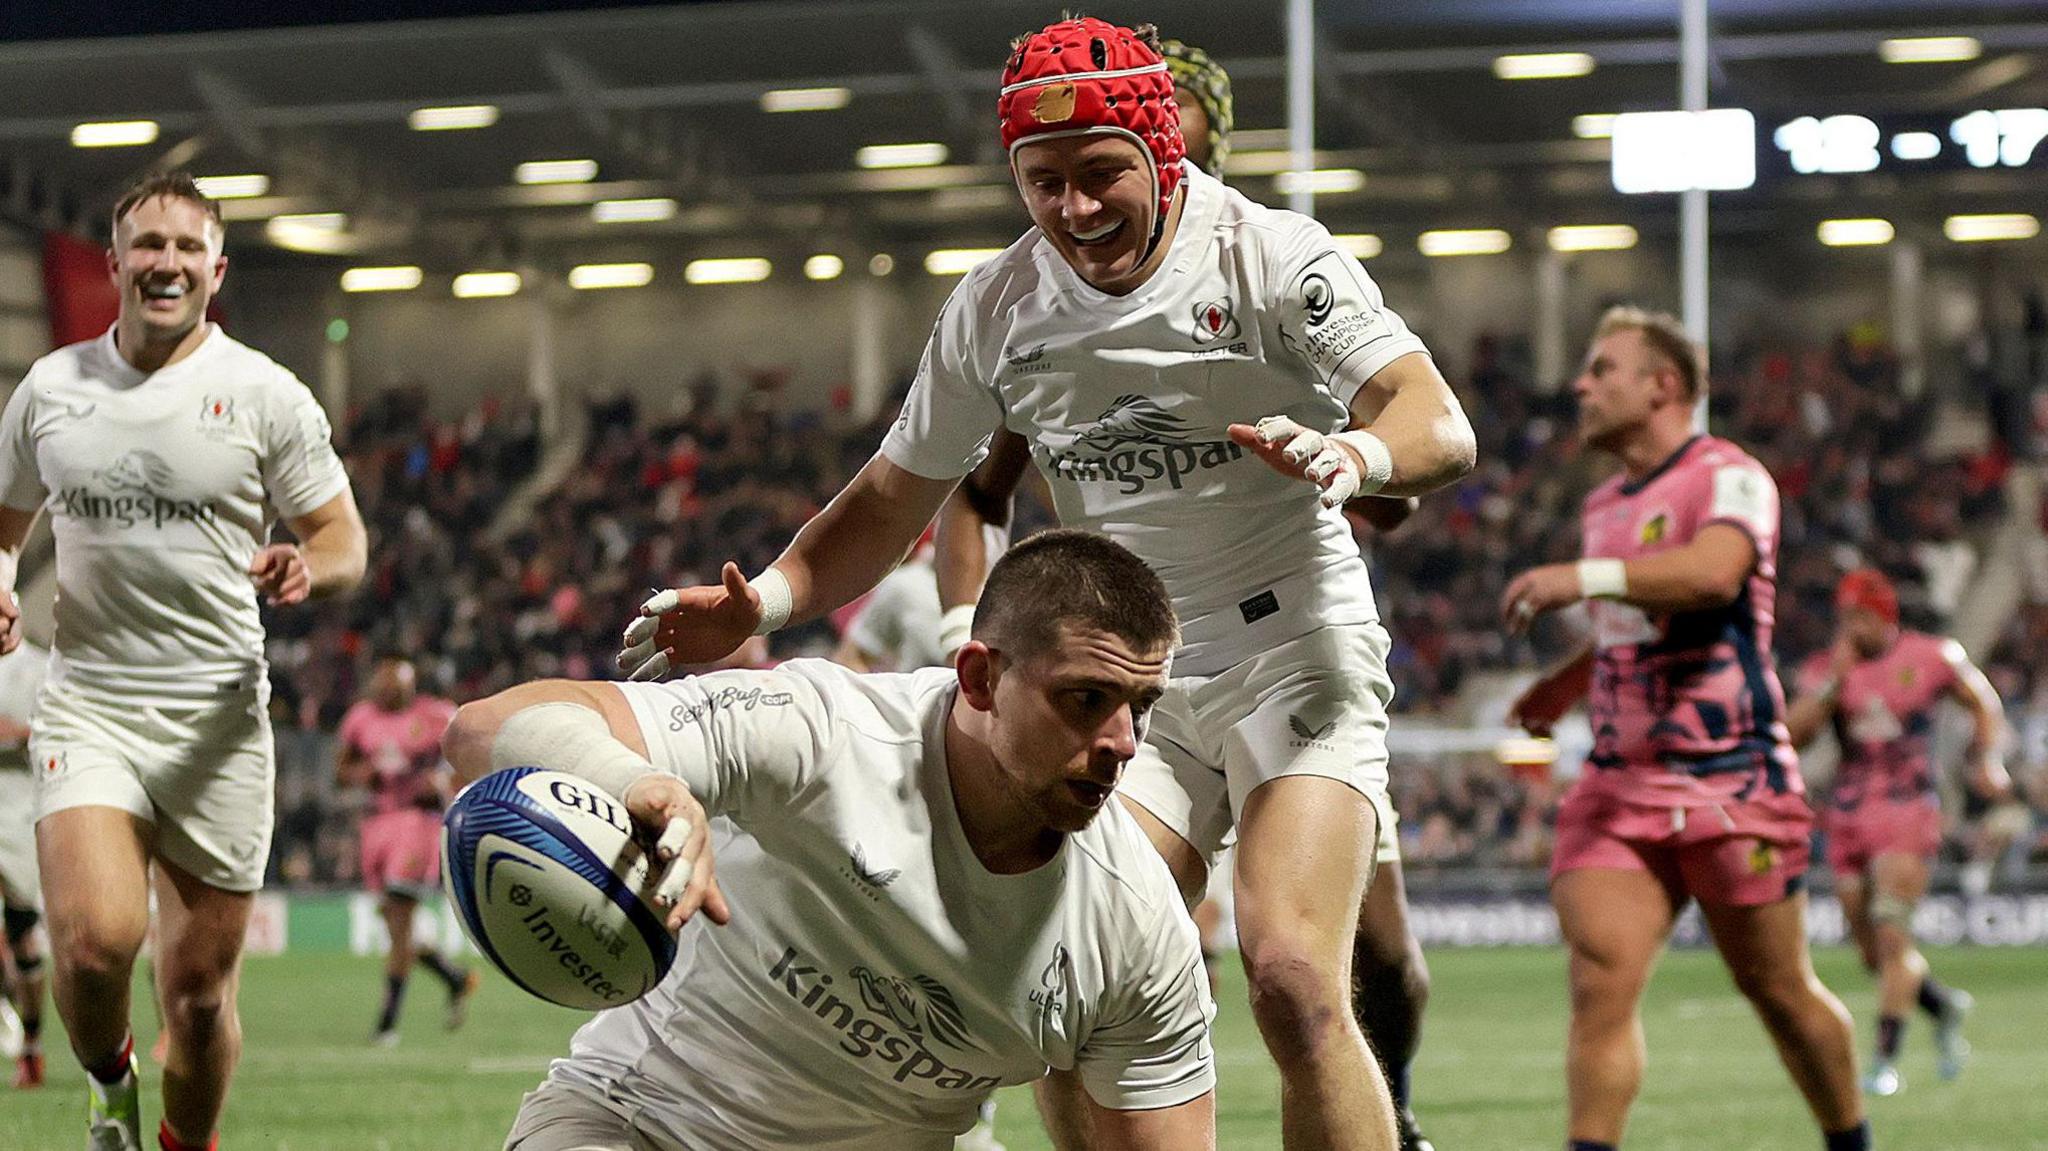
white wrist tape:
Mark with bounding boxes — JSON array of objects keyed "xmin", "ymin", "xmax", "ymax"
[
  {"xmin": 751, "ymin": 567, "xmax": 793, "ymax": 636},
  {"xmin": 491, "ymin": 702, "xmax": 655, "ymax": 801},
  {"xmin": 1330, "ymin": 430, "xmax": 1395, "ymax": 496},
  {"xmin": 938, "ymin": 603, "xmax": 977, "ymax": 657},
  {"xmin": 1577, "ymin": 558, "xmax": 1629, "ymax": 600}
]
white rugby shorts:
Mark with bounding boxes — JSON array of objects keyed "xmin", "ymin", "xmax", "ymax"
[
  {"xmin": 30, "ymin": 680, "xmax": 275, "ymax": 893},
  {"xmin": 1119, "ymin": 622, "xmax": 1401, "ymax": 865},
  {"xmin": 504, "ymin": 1079, "xmax": 670, "ymax": 1151},
  {"xmin": 0, "ymin": 768, "xmax": 39, "ymax": 911}
]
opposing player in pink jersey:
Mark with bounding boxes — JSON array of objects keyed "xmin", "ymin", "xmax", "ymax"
[
  {"xmin": 1503, "ymin": 307, "xmax": 1867, "ymax": 1151},
  {"xmin": 1786, "ymin": 568, "xmax": 2009, "ymax": 1096},
  {"xmin": 335, "ymin": 655, "xmax": 475, "ymax": 1045}
]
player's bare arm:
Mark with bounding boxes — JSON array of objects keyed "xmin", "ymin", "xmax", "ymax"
[
  {"xmin": 256, "ymin": 491, "xmax": 367, "ymax": 606},
  {"xmin": 445, "ymin": 680, "xmax": 729, "ymax": 930},
  {"xmin": 1508, "ymin": 645, "xmax": 1595, "ymax": 738},
  {"xmin": 1944, "ymin": 646, "xmax": 2012, "ymax": 799},
  {"xmin": 0, "ymin": 505, "xmax": 37, "ymax": 654},
  {"xmin": 1232, "ymin": 350, "xmax": 1477, "ymax": 506},
  {"xmin": 934, "ymin": 429, "xmax": 1032, "ymax": 611},
  {"xmin": 1088, "ymin": 1091, "xmax": 1218, "ymax": 1151},
  {"xmin": 1785, "ymin": 636, "xmax": 1858, "ymax": 748},
  {"xmin": 334, "ymin": 742, "xmax": 371, "ymax": 790},
  {"xmin": 1503, "ymin": 521, "xmax": 1756, "ymax": 635},
  {"xmin": 619, "ymin": 453, "xmax": 956, "ymax": 678}
]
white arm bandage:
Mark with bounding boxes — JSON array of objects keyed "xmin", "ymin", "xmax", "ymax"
[
  {"xmin": 491, "ymin": 702, "xmax": 656, "ymax": 801},
  {"xmin": 938, "ymin": 603, "xmax": 976, "ymax": 657},
  {"xmin": 751, "ymin": 567, "xmax": 794, "ymax": 635},
  {"xmin": 1577, "ymin": 558, "xmax": 1629, "ymax": 600}
]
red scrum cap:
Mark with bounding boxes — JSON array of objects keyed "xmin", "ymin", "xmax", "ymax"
[
  {"xmin": 1836, "ymin": 568, "xmax": 1899, "ymax": 625},
  {"xmin": 999, "ymin": 17, "xmax": 1186, "ymax": 224}
]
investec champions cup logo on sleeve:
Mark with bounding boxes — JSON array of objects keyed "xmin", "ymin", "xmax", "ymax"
[
  {"xmin": 1040, "ymin": 394, "xmax": 1245, "ymax": 495},
  {"xmin": 1285, "ymin": 253, "xmax": 1390, "ymax": 374}
]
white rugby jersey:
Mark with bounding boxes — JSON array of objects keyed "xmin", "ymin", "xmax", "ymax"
[
  {"xmin": 883, "ymin": 164, "xmax": 1431, "ymax": 675},
  {"xmin": 0, "ymin": 641, "xmax": 44, "ymax": 771},
  {"xmin": 564, "ymin": 660, "xmax": 1214, "ymax": 1151},
  {"xmin": 844, "ymin": 558, "xmax": 948, "ymax": 671},
  {"xmin": 0, "ymin": 326, "xmax": 350, "ymax": 704}
]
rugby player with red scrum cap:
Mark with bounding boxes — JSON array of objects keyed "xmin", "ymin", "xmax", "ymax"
[
  {"xmin": 618, "ymin": 16, "xmax": 1475, "ymax": 1150},
  {"xmin": 1786, "ymin": 568, "xmax": 2008, "ymax": 1096}
]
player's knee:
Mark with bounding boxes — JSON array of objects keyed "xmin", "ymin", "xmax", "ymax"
[
  {"xmin": 1726, "ymin": 961, "xmax": 1809, "ymax": 1021},
  {"xmin": 53, "ymin": 922, "xmax": 139, "ymax": 987},
  {"xmin": 1242, "ymin": 943, "xmax": 1347, "ymax": 1065},
  {"xmin": 1566, "ymin": 952, "xmax": 1646, "ymax": 1022},
  {"xmin": 161, "ymin": 972, "xmax": 238, "ymax": 1040},
  {"xmin": 1354, "ymin": 934, "xmax": 1430, "ymax": 1011}
]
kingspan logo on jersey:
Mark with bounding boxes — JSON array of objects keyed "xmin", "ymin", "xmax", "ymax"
[
  {"xmin": 1042, "ymin": 394, "xmax": 1244, "ymax": 495},
  {"xmin": 768, "ymin": 947, "xmax": 999, "ymax": 1093},
  {"xmin": 56, "ymin": 450, "xmax": 220, "ymax": 529}
]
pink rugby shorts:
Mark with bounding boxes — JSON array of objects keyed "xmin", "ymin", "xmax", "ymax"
[{"xmin": 1551, "ymin": 782, "xmax": 1813, "ymax": 907}]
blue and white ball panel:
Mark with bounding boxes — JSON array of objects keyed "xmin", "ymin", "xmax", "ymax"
[{"xmin": 442, "ymin": 767, "xmax": 677, "ymax": 1011}]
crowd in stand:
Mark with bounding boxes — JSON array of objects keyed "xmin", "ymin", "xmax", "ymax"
[{"xmin": 264, "ymin": 334, "xmax": 2048, "ymax": 887}]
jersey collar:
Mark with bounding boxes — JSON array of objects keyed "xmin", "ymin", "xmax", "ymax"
[{"xmin": 1619, "ymin": 433, "xmax": 1704, "ymax": 496}]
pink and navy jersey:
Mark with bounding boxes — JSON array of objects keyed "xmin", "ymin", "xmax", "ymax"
[
  {"xmin": 337, "ymin": 695, "xmax": 457, "ymax": 815},
  {"xmin": 1797, "ymin": 631, "xmax": 1960, "ymax": 812},
  {"xmin": 1580, "ymin": 435, "xmax": 1803, "ymax": 805}
]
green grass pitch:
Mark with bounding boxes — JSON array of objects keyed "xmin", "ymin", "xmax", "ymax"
[{"xmin": 4, "ymin": 946, "xmax": 2043, "ymax": 1149}]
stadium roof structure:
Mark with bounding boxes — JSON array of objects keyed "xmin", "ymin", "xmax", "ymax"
[{"xmin": 1, "ymin": 0, "xmax": 2043, "ymax": 270}]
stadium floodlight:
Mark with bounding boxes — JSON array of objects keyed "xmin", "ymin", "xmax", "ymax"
[
  {"xmin": 340, "ymin": 266, "xmax": 424, "ymax": 293},
  {"xmin": 71, "ymin": 120, "xmax": 159, "ymax": 148},
  {"xmin": 1890, "ymin": 131, "xmax": 1943, "ymax": 161},
  {"xmin": 684, "ymin": 258, "xmax": 772, "ymax": 285},
  {"xmin": 1419, "ymin": 229, "xmax": 1512, "ymax": 257},
  {"xmin": 193, "ymin": 174, "xmax": 270, "ymax": 199},
  {"xmin": 761, "ymin": 87, "xmax": 852, "ymax": 113},
  {"xmin": 855, "ymin": 142, "xmax": 950, "ymax": 169},
  {"xmin": 409, "ymin": 104, "xmax": 499, "ymax": 131},
  {"xmin": 923, "ymin": 249, "xmax": 1006, "ymax": 276},
  {"xmin": 1943, "ymin": 213, "xmax": 2040, "ymax": 242},
  {"xmin": 804, "ymin": 254, "xmax": 845, "ymax": 281},
  {"xmin": 453, "ymin": 271, "xmax": 522, "ymax": 298},
  {"xmin": 1879, "ymin": 36, "xmax": 1981, "ymax": 64},
  {"xmin": 1493, "ymin": 53, "xmax": 1596, "ymax": 81},
  {"xmin": 264, "ymin": 213, "xmax": 350, "ymax": 253},
  {"xmin": 1333, "ymin": 234, "xmax": 1383, "ymax": 259},
  {"xmin": 568, "ymin": 263, "xmax": 655, "ymax": 290},
  {"xmin": 515, "ymin": 159, "xmax": 598, "ymax": 185},
  {"xmin": 1548, "ymin": 224, "xmax": 1638, "ymax": 252},
  {"xmin": 592, "ymin": 198, "xmax": 679, "ymax": 224},
  {"xmin": 1274, "ymin": 169, "xmax": 1366, "ymax": 195},
  {"xmin": 1572, "ymin": 113, "xmax": 1618, "ymax": 139},
  {"xmin": 868, "ymin": 253, "xmax": 896, "ymax": 276},
  {"xmin": 1610, "ymin": 109, "xmax": 1757, "ymax": 193},
  {"xmin": 1818, "ymin": 219, "xmax": 1895, "ymax": 247}
]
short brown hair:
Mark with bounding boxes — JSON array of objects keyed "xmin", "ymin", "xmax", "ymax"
[
  {"xmin": 1595, "ymin": 305, "xmax": 1705, "ymax": 400},
  {"xmin": 973, "ymin": 529, "xmax": 1177, "ymax": 662},
  {"xmin": 111, "ymin": 171, "xmax": 223, "ymax": 242}
]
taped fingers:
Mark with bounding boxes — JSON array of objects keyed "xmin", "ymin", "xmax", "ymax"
[{"xmin": 627, "ymin": 650, "xmax": 671, "ymax": 682}]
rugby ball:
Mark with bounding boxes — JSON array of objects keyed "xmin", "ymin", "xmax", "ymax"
[{"xmin": 442, "ymin": 767, "xmax": 677, "ymax": 1010}]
